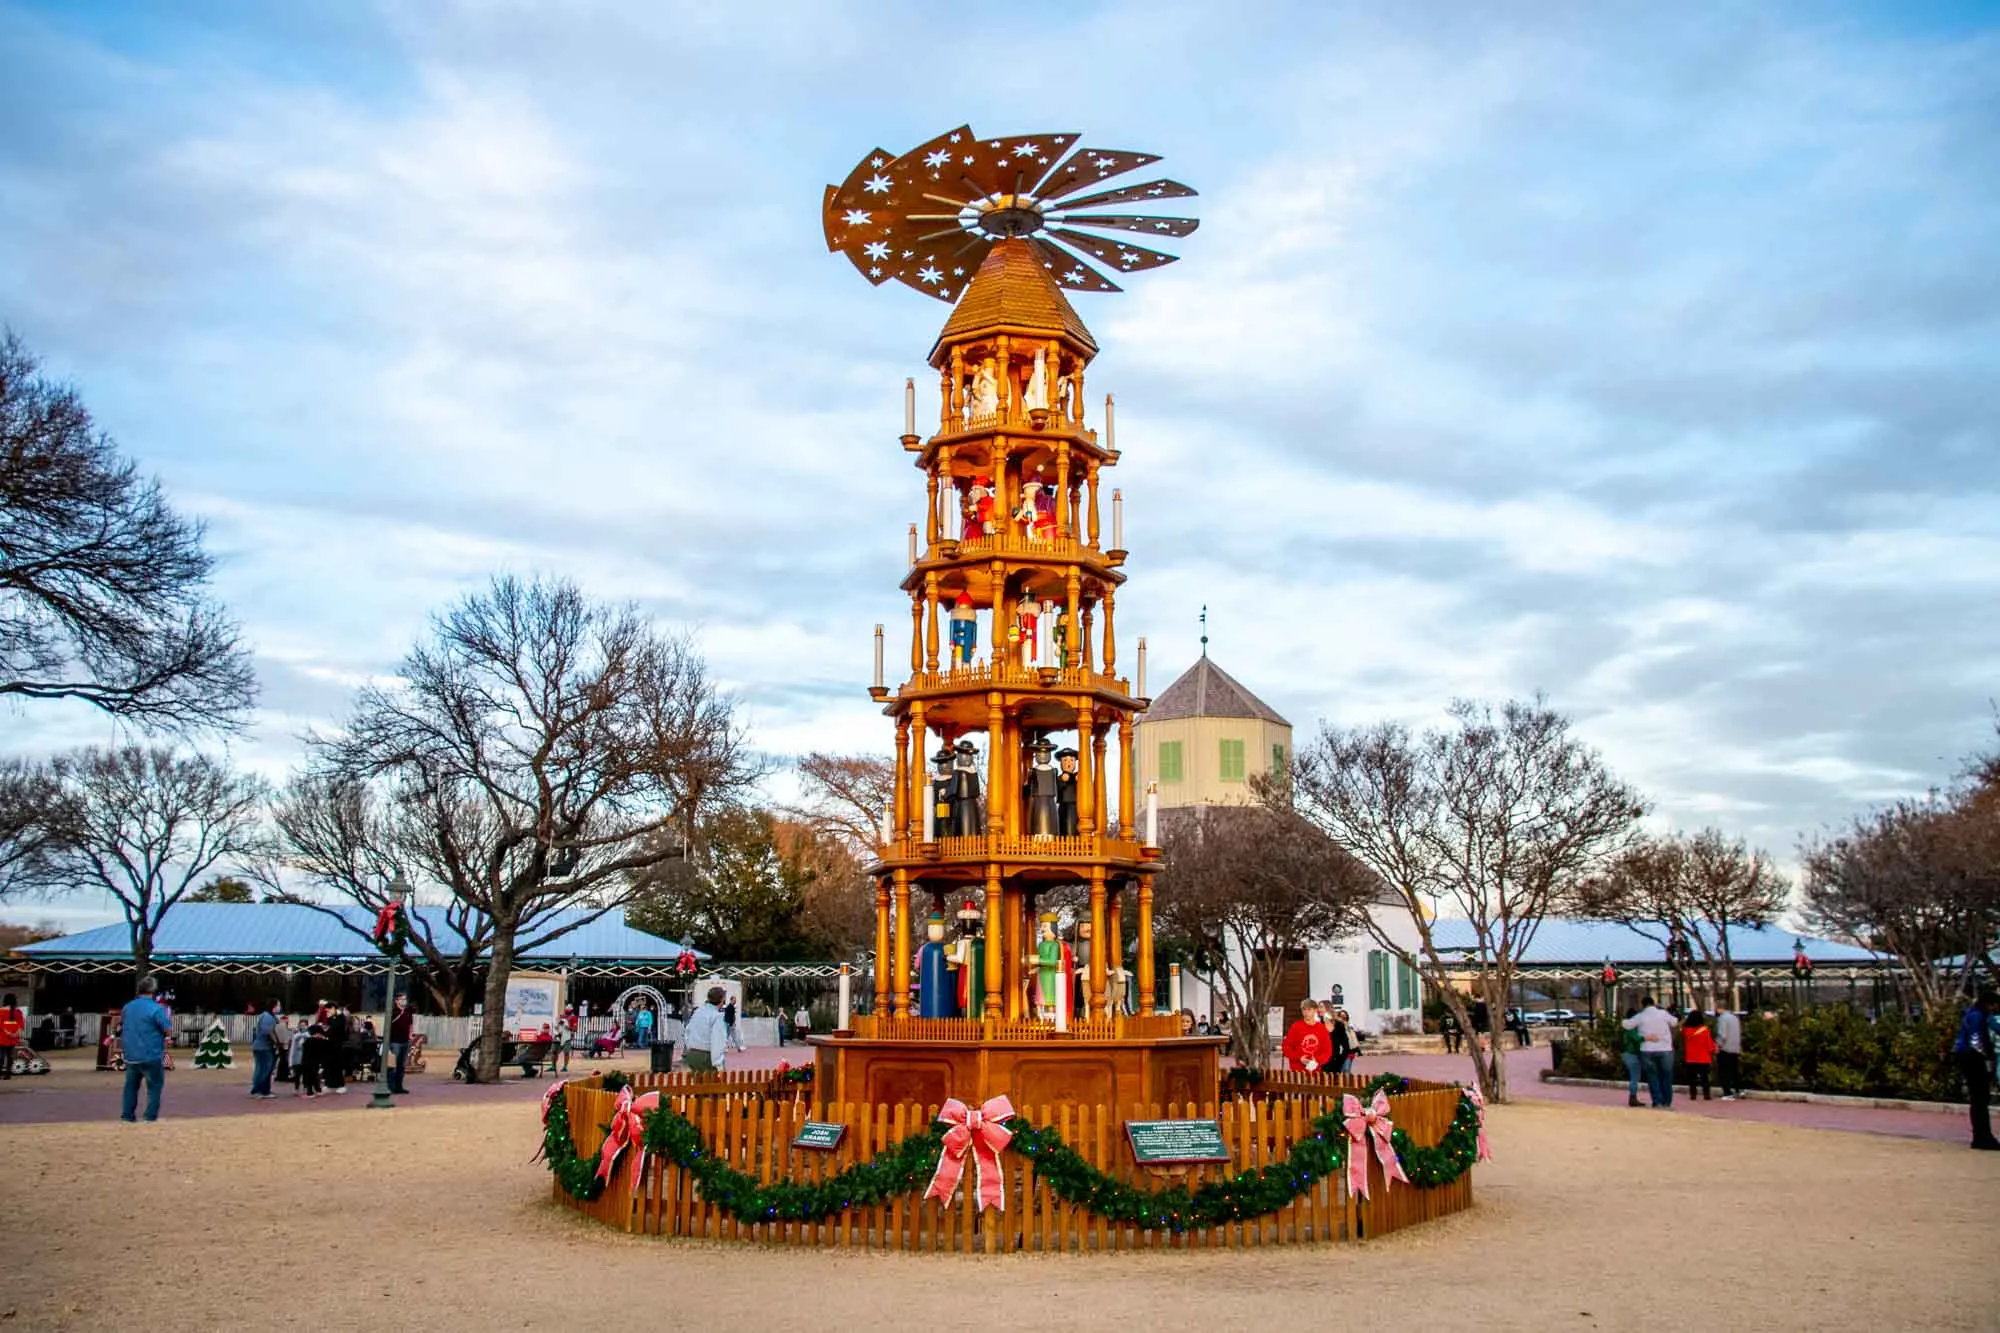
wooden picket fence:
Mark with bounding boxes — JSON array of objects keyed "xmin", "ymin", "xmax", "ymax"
[{"xmin": 554, "ymin": 1081, "xmax": 1473, "ymax": 1250}]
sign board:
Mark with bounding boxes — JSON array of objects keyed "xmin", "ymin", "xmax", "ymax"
[
  {"xmin": 1124, "ymin": 1118, "xmax": 1230, "ymax": 1165},
  {"xmin": 504, "ymin": 972, "xmax": 564, "ymax": 1034},
  {"xmin": 792, "ymin": 1121, "xmax": 847, "ymax": 1152}
]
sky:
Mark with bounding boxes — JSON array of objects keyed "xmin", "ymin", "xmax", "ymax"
[{"xmin": 3, "ymin": 1, "xmax": 1997, "ymax": 931}]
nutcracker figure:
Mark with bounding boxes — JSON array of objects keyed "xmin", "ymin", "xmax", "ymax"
[
  {"xmin": 948, "ymin": 593, "xmax": 978, "ymax": 666},
  {"xmin": 951, "ymin": 900, "xmax": 985, "ymax": 1018},
  {"xmin": 1018, "ymin": 599, "xmax": 1040, "ymax": 667},
  {"xmin": 1022, "ymin": 737, "xmax": 1060, "ymax": 838},
  {"xmin": 1055, "ymin": 747, "xmax": 1080, "ymax": 836},
  {"xmin": 917, "ymin": 912, "xmax": 958, "ymax": 1018},
  {"xmin": 949, "ymin": 740, "xmax": 986, "ymax": 836}
]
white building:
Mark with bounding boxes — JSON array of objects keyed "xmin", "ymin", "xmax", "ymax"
[{"xmin": 1137, "ymin": 651, "xmax": 1424, "ymax": 1037}]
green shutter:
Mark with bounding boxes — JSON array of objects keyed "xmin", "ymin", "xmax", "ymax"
[
  {"xmin": 1368, "ymin": 952, "xmax": 1389, "ymax": 1011},
  {"xmin": 1271, "ymin": 743, "xmax": 1286, "ymax": 774},
  {"xmin": 1219, "ymin": 738, "xmax": 1245, "ymax": 782},
  {"xmin": 1157, "ymin": 740, "xmax": 1183, "ymax": 783},
  {"xmin": 1397, "ymin": 958, "xmax": 1418, "ymax": 1009}
]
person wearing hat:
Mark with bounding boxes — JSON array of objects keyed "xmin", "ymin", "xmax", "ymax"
[
  {"xmin": 951, "ymin": 900, "xmax": 986, "ymax": 1018},
  {"xmin": 1055, "ymin": 747, "xmax": 1080, "ymax": 836},
  {"xmin": 1023, "ymin": 736, "xmax": 1060, "ymax": 838},
  {"xmin": 929, "ymin": 746, "xmax": 957, "ymax": 840},
  {"xmin": 950, "ymin": 741, "xmax": 985, "ymax": 836},
  {"xmin": 918, "ymin": 910, "xmax": 957, "ymax": 1018},
  {"xmin": 1036, "ymin": 914, "xmax": 1065, "ymax": 1021},
  {"xmin": 949, "ymin": 593, "xmax": 978, "ymax": 666}
]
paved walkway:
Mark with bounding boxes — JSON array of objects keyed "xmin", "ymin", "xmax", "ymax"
[
  {"xmin": 1353, "ymin": 1044, "xmax": 1974, "ymax": 1143},
  {"xmin": 0, "ymin": 1041, "xmax": 810, "ymax": 1125}
]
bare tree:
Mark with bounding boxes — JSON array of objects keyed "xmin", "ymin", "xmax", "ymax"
[
  {"xmin": 0, "ymin": 331, "xmax": 255, "ymax": 733},
  {"xmin": 31, "ymin": 746, "xmax": 269, "ymax": 981},
  {"xmin": 1289, "ymin": 697, "xmax": 1645, "ymax": 1102},
  {"xmin": 1802, "ymin": 795, "xmax": 1997, "ymax": 1019},
  {"xmin": 1576, "ymin": 829, "xmax": 1788, "ymax": 1008},
  {"xmin": 786, "ymin": 753, "xmax": 895, "ymax": 851},
  {"xmin": 0, "ymin": 757, "xmax": 63, "ymax": 902},
  {"xmin": 304, "ymin": 575, "xmax": 754, "ymax": 1079},
  {"xmin": 1153, "ymin": 784, "xmax": 1377, "ymax": 1068}
]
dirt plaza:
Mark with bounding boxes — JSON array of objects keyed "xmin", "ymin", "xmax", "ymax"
[{"xmin": 2, "ymin": 1065, "xmax": 1995, "ymax": 1332}]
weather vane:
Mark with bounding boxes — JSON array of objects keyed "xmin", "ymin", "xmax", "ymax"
[{"xmin": 822, "ymin": 125, "xmax": 1199, "ymax": 303}]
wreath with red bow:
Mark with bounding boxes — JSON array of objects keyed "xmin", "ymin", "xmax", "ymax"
[
  {"xmin": 675, "ymin": 950, "xmax": 698, "ymax": 977},
  {"xmin": 373, "ymin": 902, "xmax": 410, "ymax": 957}
]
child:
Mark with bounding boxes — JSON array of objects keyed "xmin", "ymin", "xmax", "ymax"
[
  {"xmin": 287, "ymin": 1019, "xmax": 310, "ymax": 1096},
  {"xmin": 1682, "ymin": 1009, "xmax": 1716, "ymax": 1102},
  {"xmin": 299, "ymin": 1020, "xmax": 328, "ymax": 1099}
]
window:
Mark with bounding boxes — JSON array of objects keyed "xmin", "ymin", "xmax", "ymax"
[
  {"xmin": 1396, "ymin": 958, "xmax": 1419, "ymax": 1010},
  {"xmin": 1367, "ymin": 951, "xmax": 1390, "ymax": 1011},
  {"xmin": 1219, "ymin": 737, "xmax": 1245, "ymax": 782},
  {"xmin": 1157, "ymin": 740, "xmax": 1183, "ymax": 783},
  {"xmin": 1271, "ymin": 743, "xmax": 1286, "ymax": 775}
]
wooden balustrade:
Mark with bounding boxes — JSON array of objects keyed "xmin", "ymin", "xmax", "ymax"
[
  {"xmin": 850, "ymin": 1012, "xmax": 1185, "ymax": 1042},
  {"xmin": 556, "ymin": 1079, "xmax": 1473, "ymax": 1250}
]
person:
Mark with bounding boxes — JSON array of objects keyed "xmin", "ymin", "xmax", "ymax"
[
  {"xmin": 119, "ymin": 977, "xmax": 174, "ymax": 1122},
  {"xmin": 592, "ymin": 1024, "xmax": 622, "ymax": 1058},
  {"xmin": 1328, "ymin": 1008, "xmax": 1357, "ymax": 1074},
  {"xmin": 0, "ymin": 993, "xmax": 23, "ymax": 1079},
  {"xmin": 249, "ymin": 998, "xmax": 281, "ymax": 1100},
  {"xmin": 1438, "ymin": 1009, "xmax": 1462, "ymax": 1054},
  {"xmin": 634, "ymin": 1002, "xmax": 655, "ymax": 1051},
  {"xmin": 388, "ymin": 994, "xmax": 414, "ymax": 1095},
  {"xmin": 287, "ymin": 1019, "xmax": 311, "ymax": 1097},
  {"xmin": 1196, "ymin": 1014, "xmax": 1212, "ymax": 1036},
  {"xmin": 725, "ymin": 998, "xmax": 747, "ymax": 1052},
  {"xmin": 1622, "ymin": 994, "xmax": 1679, "ymax": 1109},
  {"xmin": 1952, "ymin": 989, "xmax": 1998, "ymax": 1151},
  {"xmin": 1178, "ymin": 1009, "xmax": 1196, "ymax": 1036},
  {"xmin": 324, "ymin": 1005, "xmax": 349, "ymax": 1093},
  {"xmin": 1713, "ymin": 1005, "xmax": 1744, "ymax": 1100},
  {"xmin": 1619, "ymin": 1005, "xmax": 1645, "ymax": 1108},
  {"xmin": 299, "ymin": 1018, "xmax": 329, "ymax": 1098},
  {"xmin": 1682, "ymin": 1009, "xmax": 1716, "ymax": 1101},
  {"xmin": 271, "ymin": 1010, "xmax": 295, "ymax": 1083},
  {"xmin": 1281, "ymin": 1000, "xmax": 1331, "ymax": 1073},
  {"xmin": 683, "ymin": 986, "xmax": 729, "ymax": 1073},
  {"xmin": 1507, "ymin": 1007, "xmax": 1532, "ymax": 1048},
  {"xmin": 794, "ymin": 1004, "xmax": 811, "ymax": 1042}
]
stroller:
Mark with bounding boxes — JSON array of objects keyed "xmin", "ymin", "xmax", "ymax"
[{"xmin": 451, "ymin": 1032, "xmax": 556, "ymax": 1082}]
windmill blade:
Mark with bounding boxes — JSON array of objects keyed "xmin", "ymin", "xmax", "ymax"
[
  {"xmin": 1048, "ymin": 178, "xmax": 1198, "ymax": 211},
  {"xmin": 1049, "ymin": 229, "xmax": 1182, "ymax": 275},
  {"xmin": 1028, "ymin": 237, "xmax": 1122, "ymax": 293},
  {"xmin": 947, "ymin": 132, "xmax": 1082, "ymax": 199},
  {"xmin": 1033, "ymin": 148, "xmax": 1163, "ymax": 201},
  {"xmin": 1045, "ymin": 212, "xmax": 1201, "ymax": 239}
]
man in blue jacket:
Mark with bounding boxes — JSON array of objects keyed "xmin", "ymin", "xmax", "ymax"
[
  {"xmin": 119, "ymin": 977, "xmax": 174, "ymax": 1123},
  {"xmin": 1953, "ymin": 989, "xmax": 1998, "ymax": 1151}
]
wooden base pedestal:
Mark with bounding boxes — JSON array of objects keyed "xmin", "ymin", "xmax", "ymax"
[{"xmin": 809, "ymin": 1032, "xmax": 1224, "ymax": 1111}]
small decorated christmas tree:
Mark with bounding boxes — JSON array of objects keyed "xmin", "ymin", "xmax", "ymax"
[{"xmin": 192, "ymin": 1018, "xmax": 234, "ymax": 1069}]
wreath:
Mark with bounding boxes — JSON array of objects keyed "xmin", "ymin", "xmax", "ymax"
[{"xmin": 373, "ymin": 902, "xmax": 410, "ymax": 957}]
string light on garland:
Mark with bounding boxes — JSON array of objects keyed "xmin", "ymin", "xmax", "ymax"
[{"xmin": 541, "ymin": 1073, "xmax": 1486, "ymax": 1230}]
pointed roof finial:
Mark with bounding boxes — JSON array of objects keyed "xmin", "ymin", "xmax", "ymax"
[{"xmin": 1199, "ymin": 604, "xmax": 1208, "ymax": 658}]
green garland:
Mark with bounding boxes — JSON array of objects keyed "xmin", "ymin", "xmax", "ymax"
[{"xmin": 542, "ymin": 1075, "xmax": 1483, "ymax": 1233}]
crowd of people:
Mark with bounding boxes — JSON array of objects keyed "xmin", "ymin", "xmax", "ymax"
[{"xmin": 248, "ymin": 996, "xmax": 398, "ymax": 1100}]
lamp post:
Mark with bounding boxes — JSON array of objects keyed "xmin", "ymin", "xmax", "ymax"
[{"xmin": 367, "ymin": 874, "xmax": 413, "ymax": 1111}]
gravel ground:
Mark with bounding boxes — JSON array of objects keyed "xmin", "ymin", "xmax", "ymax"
[{"xmin": 4, "ymin": 1079, "xmax": 1996, "ymax": 1332}]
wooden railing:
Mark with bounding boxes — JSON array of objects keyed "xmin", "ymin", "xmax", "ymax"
[
  {"xmin": 555, "ymin": 1080, "xmax": 1473, "ymax": 1250},
  {"xmin": 883, "ymin": 833, "xmax": 1148, "ymax": 862},
  {"xmin": 850, "ymin": 1013, "xmax": 1185, "ymax": 1042},
  {"xmin": 897, "ymin": 660, "xmax": 1132, "ymax": 696}
]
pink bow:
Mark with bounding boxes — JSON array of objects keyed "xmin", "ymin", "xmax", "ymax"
[
  {"xmin": 594, "ymin": 1086, "xmax": 661, "ymax": 1185},
  {"xmin": 1464, "ymin": 1085, "xmax": 1494, "ymax": 1162},
  {"xmin": 924, "ymin": 1095, "xmax": 1016, "ymax": 1211},
  {"xmin": 1341, "ymin": 1090, "xmax": 1410, "ymax": 1200}
]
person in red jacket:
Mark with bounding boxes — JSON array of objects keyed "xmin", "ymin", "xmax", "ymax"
[
  {"xmin": 0, "ymin": 993, "xmax": 23, "ymax": 1079},
  {"xmin": 1682, "ymin": 1009, "xmax": 1717, "ymax": 1102},
  {"xmin": 1281, "ymin": 999, "xmax": 1332, "ymax": 1074}
]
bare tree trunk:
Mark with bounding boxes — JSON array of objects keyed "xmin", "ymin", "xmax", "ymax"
[
  {"xmin": 472, "ymin": 923, "xmax": 517, "ymax": 1082},
  {"xmin": 1474, "ymin": 972, "xmax": 1508, "ymax": 1102}
]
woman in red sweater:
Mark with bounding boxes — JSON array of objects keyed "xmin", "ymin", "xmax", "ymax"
[
  {"xmin": 1682, "ymin": 1010, "xmax": 1717, "ymax": 1102},
  {"xmin": 1281, "ymin": 1000, "xmax": 1333, "ymax": 1074}
]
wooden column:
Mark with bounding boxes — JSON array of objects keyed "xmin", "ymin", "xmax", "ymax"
[
  {"xmin": 1102, "ymin": 587, "xmax": 1117, "ymax": 674},
  {"xmin": 893, "ymin": 867, "xmax": 914, "ymax": 1017},
  {"xmin": 923, "ymin": 572, "xmax": 940, "ymax": 674},
  {"xmin": 1106, "ymin": 882, "xmax": 1125, "ymax": 1017},
  {"xmin": 1004, "ymin": 886, "xmax": 1023, "ymax": 1020},
  {"xmin": 1086, "ymin": 461, "xmax": 1101, "ymax": 547},
  {"xmin": 1136, "ymin": 873, "xmax": 1156, "ymax": 1015},
  {"xmin": 893, "ymin": 719, "xmax": 909, "ymax": 840},
  {"xmin": 1092, "ymin": 726, "xmax": 1108, "ymax": 840},
  {"xmin": 1054, "ymin": 443, "xmax": 1072, "ymax": 539},
  {"xmin": 1118, "ymin": 714, "xmax": 1135, "ymax": 838},
  {"xmin": 907, "ymin": 702, "xmax": 928, "ymax": 844},
  {"xmin": 985, "ymin": 692, "xmax": 1005, "ymax": 838},
  {"xmin": 983, "ymin": 870, "xmax": 1004, "ymax": 1020},
  {"xmin": 873, "ymin": 873, "xmax": 892, "ymax": 1013},
  {"xmin": 1081, "ymin": 604, "xmax": 1095, "ymax": 673},
  {"xmin": 997, "ymin": 335, "xmax": 1012, "ymax": 422},
  {"xmin": 1064, "ymin": 569, "xmax": 1081, "ymax": 675},
  {"xmin": 1088, "ymin": 866, "xmax": 1107, "ymax": 1019},
  {"xmin": 948, "ymin": 347, "xmax": 964, "ymax": 426},
  {"xmin": 939, "ymin": 445, "xmax": 956, "ymax": 540},
  {"xmin": 909, "ymin": 591, "xmax": 923, "ymax": 675},
  {"xmin": 924, "ymin": 463, "xmax": 940, "ymax": 547},
  {"xmin": 1077, "ymin": 706, "xmax": 1097, "ymax": 836}
]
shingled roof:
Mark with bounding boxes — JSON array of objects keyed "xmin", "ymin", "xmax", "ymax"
[
  {"xmin": 932, "ymin": 238, "xmax": 1098, "ymax": 361},
  {"xmin": 1144, "ymin": 656, "xmax": 1289, "ymax": 725}
]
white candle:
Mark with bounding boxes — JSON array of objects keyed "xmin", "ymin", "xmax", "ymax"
[
  {"xmin": 1169, "ymin": 962, "xmax": 1182, "ymax": 1015},
  {"xmin": 838, "ymin": 963, "xmax": 852, "ymax": 1030},
  {"xmin": 1105, "ymin": 393, "xmax": 1116, "ymax": 451},
  {"xmin": 1145, "ymin": 781, "xmax": 1159, "ymax": 846},
  {"xmin": 923, "ymin": 779, "xmax": 936, "ymax": 842},
  {"xmin": 905, "ymin": 377, "xmax": 916, "ymax": 435},
  {"xmin": 1112, "ymin": 489, "xmax": 1124, "ymax": 550},
  {"xmin": 1136, "ymin": 636, "xmax": 1147, "ymax": 699},
  {"xmin": 873, "ymin": 624, "xmax": 884, "ymax": 689},
  {"xmin": 1056, "ymin": 970, "xmax": 1069, "ymax": 1033},
  {"xmin": 882, "ymin": 802, "xmax": 894, "ymax": 845},
  {"xmin": 908, "ymin": 523, "xmax": 919, "ymax": 566}
]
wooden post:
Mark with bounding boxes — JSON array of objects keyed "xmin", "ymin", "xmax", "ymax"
[
  {"xmin": 1092, "ymin": 727, "xmax": 1108, "ymax": 841},
  {"xmin": 1118, "ymin": 715, "xmax": 1135, "ymax": 838},
  {"xmin": 1054, "ymin": 442, "xmax": 1072, "ymax": 540},
  {"xmin": 986, "ymin": 692, "xmax": 1005, "ymax": 839},
  {"xmin": 893, "ymin": 720, "xmax": 909, "ymax": 840},
  {"xmin": 923, "ymin": 572, "xmax": 940, "ymax": 674},
  {"xmin": 1086, "ymin": 461, "xmax": 1101, "ymax": 548},
  {"xmin": 909, "ymin": 590, "xmax": 923, "ymax": 675},
  {"xmin": 1077, "ymin": 707, "xmax": 1097, "ymax": 836},
  {"xmin": 983, "ymin": 869, "xmax": 1004, "ymax": 1019},
  {"xmin": 907, "ymin": 702, "xmax": 928, "ymax": 845},
  {"xmin": 893, "ymin": 868, "xmax": 914, "ymax": 1017},
  {"xmin": 873, "ymin": 873, "xmax": 892, "ymax": 1013},
  {"xmin": 924, "ymin": 466, "xmax": 939, "ymax": 547},
  {"xmin": 1088, "ymin": 866, "xmax": 1107, "ymax": 1018},
  {"xmin": 1102, "ymin": 587, "xmax": 1116, "ymax": 674},
  {"xmin": 1137, "ymin": 873, "xmax": 1156, "ymax": 1016},
  {"xmin": 1106, "ymin": 882, "xmax": 1124, "ymax": 1017}
]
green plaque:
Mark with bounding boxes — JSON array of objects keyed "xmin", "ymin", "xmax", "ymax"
[
  {"xmin": 1124, "ymin": 1118, "xmax": 1230, "ymax": 1164},
  {"xmin": 792, "ymin": 1120, "xmax": 847, "ymax": 1152}
]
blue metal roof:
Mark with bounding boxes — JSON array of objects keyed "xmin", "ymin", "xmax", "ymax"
[
  {"xmin": 1427, "ymin": 918, "xmax": 1879, "ymax": 966},
  {"xmin": 17, "ymin": 903, "xmax": 698, "ymax": 964}
]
